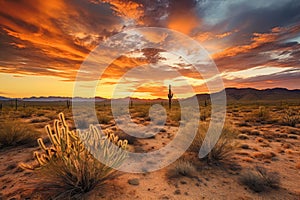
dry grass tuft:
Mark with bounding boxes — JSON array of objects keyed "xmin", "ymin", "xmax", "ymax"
[
  {"xmin": 281, "ymin": 109, "xmax": 300, "ymax": 127},
  {"xmin": 239, "ymin": 166, "xmax": 280, "ymax": 193},
  {"xmin": 166, "ymin": 159, "xmax": 197, "ymax": 179},
  {"xmin": 248, "ymin": 106, "xmax": 271, "ymax": 122},
  {"xmin": 0, "ymin": 120, "xmax": 40, "ymax": 148},
  {"xmin": 189, "ymin": 123, "xmax": 237, "ymax": 163}
]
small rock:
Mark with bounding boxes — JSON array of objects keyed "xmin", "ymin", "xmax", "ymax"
[
  {"xmin": 180, "ymin": 180, "xmax": 187, "ymax": 185},
  {"xmin": 288, "ymin": 135, "xmax": 298, "ymax": 139},
  {"xmin": 271, "ymin": 157, "xmax": 279, "ymax": 161},
  {"xmin": 128, "ymin": 178, "xmax": 139, "ymax": 186},
  {"xmin": 238, "ymin": 134, "xmax": 249, "ymax": 140},
  {"xmin": 240, "ymin": 144, "xmax": 249, "ymax": 149},
  {"xmin": 160, "ymin": 195, "xmax": 170, "ymax": 200},
  {"xmin": 174, "ymin": 189, "xmax": 181, "ymax": 195},
  {"xmin": 250, "ymin": 130, "xmax": 260, "ymax": 136}
]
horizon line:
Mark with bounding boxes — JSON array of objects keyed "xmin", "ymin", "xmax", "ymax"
[{"xmin": 1, "ymin": 87, "xmax": 299, "ymax": 100}]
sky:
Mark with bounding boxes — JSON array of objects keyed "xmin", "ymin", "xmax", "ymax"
[{"xmin": 0, "ymin": 0, "xmax": 300, "ymax": 98}]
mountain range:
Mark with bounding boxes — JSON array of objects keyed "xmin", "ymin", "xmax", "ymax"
[{"xmin": 0, "ymin": 88, "xmax": 300, "ymax": 103}]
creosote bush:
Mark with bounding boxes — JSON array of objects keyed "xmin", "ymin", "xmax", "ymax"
[
  {"xmin": 0, "ymin": 120, "xmax": 39, "ymax": 148},
  {"xmin": 239, "ymin": 166, "xmax": 280, "ymax": 193},
  {"xmin": 20, "ymin": 113, "xmax": 128, "ymax": 199},
  {"xmin": 189, "ymin": 123, "xmax": 237, "ymax": 163}
]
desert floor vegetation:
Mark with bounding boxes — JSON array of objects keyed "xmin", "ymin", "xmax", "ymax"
[{"xmin": 0, "ymin": 102, "xmax": 299, "ymax": 199}]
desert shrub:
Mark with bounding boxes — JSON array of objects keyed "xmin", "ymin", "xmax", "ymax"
[
  {"xmin": 281, "ymin": 109, "xmax": 300, "ymax": 127},
  {"xmin": 239, "ymin": 166, "xmax": 280, "ymax": 192},
  {"xmin": 20, "ymin": 113, "xmax": 128, "ymax": 199},
  {"xmin": 251, "ymin": 106, "xmax": 270, "ymax": 122},
  {"xmin": 166, "ymin": 159, "xmax": 197, "ymax": 179},
  {"xmin": 30, "ymin": 117, "xmax": 49, "ymax": 123},
  {"xmin": 189, "ymin": 123, "xmax": 237, "ymax": 163},
  {"xmin": 0, "ymin": 120, "xmax": 40, "ymax": 148},
  {"xmin": 169, "ymin": 109, "xmax": 181, "ymax": 122},
  {"xmin": 97, "ymin": 114, "xmax": 112, "ymax": 124},
  {"xmin": 199, "ymin": 108, "xmax": 211, "ymax": 121},
  {"xmin": 19, "ymin": 109, "xmax": 34, "ymax": 118},
  {"xmin": 200, "ymin": 110, "xmax": 207, "ymax": 121},
  {"xmin": 74, "ymin": 116, "xmax": 90, "ymax": 129},
  {"xmin": 118, "ymin": 133, "xmax": 136, "ymax": 144},
  {"xmin": 132, "ymin": 106, "xmax": 149, "ymax": 118}
]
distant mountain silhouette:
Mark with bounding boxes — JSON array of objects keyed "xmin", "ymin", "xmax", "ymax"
[
  {"xmin": 0, "ymin": 96, "xmax": 10, "ymax": 101},
  {"xmin": 196, "ymin": 88, "xmax": 300, "ymax": 102},
  {"xmin": 0, "ymin": 96, "xmax": 107, "ymax": 102},
  {"xmin": 0, "ymin": 88, "xmax": 299, "ymax": 102}
]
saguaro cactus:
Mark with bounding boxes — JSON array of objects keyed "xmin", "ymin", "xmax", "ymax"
[
  {"xmin": 168, "ymin": 84, "xmax": 173, "ymax": 109},
  {"xmin": 66, "ymin": 100, "xmax": 70, "ymax": 109}
]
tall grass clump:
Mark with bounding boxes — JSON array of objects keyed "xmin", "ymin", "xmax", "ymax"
[
  {"xmin": 239, "ymin": 166, "xmax": 280, "ymax": 192},
  {"xmin": 0, "ymin": 120, "xmax": 39, "ymax": 148},
  {"xmin": 20, "ymin": 113, "xmax": 128, "ymax": 199},
  {"xmin": 189, "ymin": 123, "xmax": 237, "ymax": 164},
  {"xmin": 281, "ymin": 109, "xmax": 299, "ymax": 127}
]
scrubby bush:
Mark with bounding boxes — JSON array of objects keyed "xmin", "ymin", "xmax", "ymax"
[
  {"xmin": 189, "ymin": 123, "xmax": 237, "ymax": 163},
  {"xmin": 239, "ymin": 166, "xmax": 280, "ymax": 192},
  {"xmin": 170, "ymin": 110, "xmax": 181, "ymax": 122},
  {"xmin": 250, "ymin": 106, "xmax": 271, "ymax": 122},
  {"xmin": 166, "ymin": 159, "xmax": 197, "ymax": 179},
  {"xmin": 97, "ymin": 114, "xmax": 112, "ymax": 124},
  {"xmin": 20, "ymin": 113, "xmax": 128, "ymax": 199},
  {"xmin": 0, "ymin": 120, "xmax": 39, "ymax": 148},
  {"xmin": 281, "ymin": 109, "xmax": 300, "ymax": 127}
]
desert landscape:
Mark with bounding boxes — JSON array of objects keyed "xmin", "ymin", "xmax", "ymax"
[
  {"xmin": 0, "ymin": 88, "xmax": 299, "ymax": 199},
  {"xmin": 1, "ymin": 0, "xmax": 300, "ymax": 199}
]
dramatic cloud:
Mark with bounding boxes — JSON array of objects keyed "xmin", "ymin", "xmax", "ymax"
[{"xmin": 0, "ymin": 0, "xmax": 299, "ymax": 98}]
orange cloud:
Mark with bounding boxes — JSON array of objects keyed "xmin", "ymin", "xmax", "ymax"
[
  {"xmin": 213, "ymin": 29, "xmax": 279, "ymax": 59},
  {"xmin": 168, "ymin": 13, "xmax": 199, "ymax": 35},
  {"xmin": 195, "ymin": 30, "xmax": 236, "ymax": 42},
  {"xmin": 94, "ymin": 0, "xmax": 144, "ymax": 24},
  {"xmin": 101, "ymin": 55, "xmax": 149, "ymax": 79},
  {"xmin": 0, "ymin": 0, "xmax": 123, "ymax": 81},
  {"xmin": 135, "ymin": 85, "xmax": 167, "ymax": 97}
]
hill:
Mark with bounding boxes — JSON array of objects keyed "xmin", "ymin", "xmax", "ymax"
[{"xmin": 195, "ymin": 88, "xmax": 300, "ymax": 104}]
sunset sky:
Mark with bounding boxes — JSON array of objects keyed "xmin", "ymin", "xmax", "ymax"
[{"xmin": 0, "ymin": 0, "xmax": 300, "ymax": 98}]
